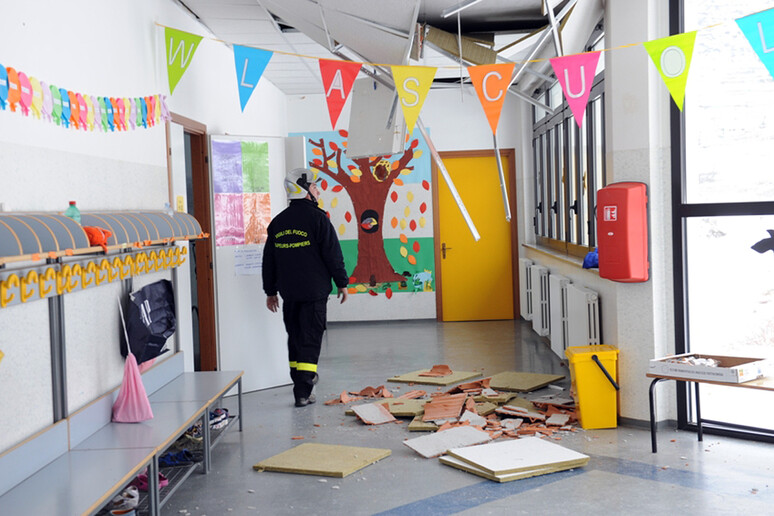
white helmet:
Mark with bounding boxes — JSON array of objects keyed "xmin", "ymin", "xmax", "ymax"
[{"xmin": 284, "ymin": 167, "xmax": 320, "ymax": 199}]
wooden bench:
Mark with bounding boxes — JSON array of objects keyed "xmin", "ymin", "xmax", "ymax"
[
  {"xmin": 647, "ymin": 372, "xmax": 774, "ymax": 453},
  {"xmin": 0, "ymin": 352, "xmax": 243, "ymax": 515}
]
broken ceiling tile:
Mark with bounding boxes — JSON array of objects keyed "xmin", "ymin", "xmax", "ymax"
[
  {"xmin": 403, "ymin": 426, "xmax": 491, "ymax": 458},
  {"xmin": 546, "ymin": 413, "xmax": 571, "ymax": 426},
  {"xmin": 459, "ymin": 410, "xmax": 487, "ymax": 427},
  {"xmin": 388, "ymin": 369, "xmax": 482, "ymax": 386},
  {"xmin": 352, "ymin": 402, "xmax": 397, "ymax": 425},
  {"xmin": 418, "ymin": 364, "xmax": 453, "ymax": 377},
  {"xmin": 422, "ymin": 393, "xmax": 467, "ymax": 422}
]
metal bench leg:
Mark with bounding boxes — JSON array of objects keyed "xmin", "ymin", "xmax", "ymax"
[
  {"xmin": 695, "ymin": 382, "xmax": 703, "ymax": 442},
  {"xmin": 238, "ymin": 377, "xmax": 243, "ymax": 432},
  {"xmin": 649, "ymin": 378, "xmax": 663, "ymax": 453},
  {"xmin": 148, "ymin": 456, "xmax": 160, "ymax": 516}
]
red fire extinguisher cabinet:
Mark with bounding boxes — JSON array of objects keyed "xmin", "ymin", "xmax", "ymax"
[{"xmin": 597, "ymin": 182, "xmax": 649, "ymax": 282}]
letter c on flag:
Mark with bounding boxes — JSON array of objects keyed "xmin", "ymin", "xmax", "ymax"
[
  {"xmin": 482, "ymin": 71, "xmax": 504, "ymax": 102},
  {"xmin": 660, "ymin": 46, "xmax": 686, "ymax": 78},
  {"xmin": 401, "ymin": 77, "xmax": 420, "ymax": 107}
]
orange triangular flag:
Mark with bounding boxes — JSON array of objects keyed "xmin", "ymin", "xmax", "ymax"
[{"xmin": 468, "ymin": 63, "xmax": 515, "ymax": 134}]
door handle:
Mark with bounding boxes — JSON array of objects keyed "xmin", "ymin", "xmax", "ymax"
[{"xmin": 442, "ymin": 242, "xmax": 453, "ymax": 259}]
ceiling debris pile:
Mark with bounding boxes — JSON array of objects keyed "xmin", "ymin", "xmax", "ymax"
[{"xmin": 328, "ymin": 364, "xmax": 588, "ymax": 482}]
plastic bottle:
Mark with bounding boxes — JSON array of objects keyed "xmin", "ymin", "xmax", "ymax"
[
  {"xmin": 164, "ymin": 202, "xmax": 174, "ymax": 217},
  {"xmin": 64, "ymin": 201, "xmax": 81, "ymax": 224}
]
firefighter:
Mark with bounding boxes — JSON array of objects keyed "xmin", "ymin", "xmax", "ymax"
[{"xmin": 262, "ymin": 167, "xmax": 349, "ymax": 406}]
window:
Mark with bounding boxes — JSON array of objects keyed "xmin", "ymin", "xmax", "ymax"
[{"xmin": 531, "ymin": 31, "xmax": 606, "ymax": 257}]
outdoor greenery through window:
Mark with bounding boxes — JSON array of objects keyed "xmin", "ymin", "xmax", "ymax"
[{"xmin": 531, "ymin": 33, "xmax": 605, "ymax": 258}]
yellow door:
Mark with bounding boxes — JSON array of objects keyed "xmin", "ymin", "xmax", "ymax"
[{"xmin": 436, "ymin": 152, "xmax": 516, "ymax": 321}]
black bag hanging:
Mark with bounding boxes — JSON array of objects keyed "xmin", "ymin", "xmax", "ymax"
[{"xmin": 124, "ymin": 279, "xmax": 176, "ymax": 364}]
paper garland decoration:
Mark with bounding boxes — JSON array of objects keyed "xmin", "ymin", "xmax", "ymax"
[
  {"xmin": 736, "ymin": 8, "xmax": 774, "ymax": 81},
  {"xmin": 550, "ymin": 51, "xmax": 601, "ymax": 128},
  {"xmin": 391, "ymin": 65, "xmax": 437, "ymax": 135},
  {"xmin": 165, "ymin": 27, "xmax": 203, "ymax": 94},
  {"xmin": 233, "ymin": 45, "xmax": 273, "ymax": 112},
  {"xmin": 0, "ymin": 62, "xmax": 169, "ymax": 132},
  {"xmin": 468, "ymin": 63, "xmax": 516, "ymax": 135},
  {"xmin": 319, "ymin": 59, "xmax": 362, "ymax": 129},
  {"xmin": 642, "ymin": 31, "xmax": 697, "ymax": 111}
]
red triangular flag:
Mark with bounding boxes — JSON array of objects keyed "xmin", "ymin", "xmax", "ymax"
[{"xmin": 319, "ymin": 59, "xmax": 362, "ymax": 129}]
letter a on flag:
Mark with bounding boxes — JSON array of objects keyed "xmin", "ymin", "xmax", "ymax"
[
  {"xmin": 165, "ymin": 27, "xmax": 203, "ymax": 94},
  {"xmin": 319, "ymin": 60, "xmax": 361, "ymax": 129},
  {"xmin": 468, "ymin": 63, "xmax": 515, "ymax": 135},
  {"xmin": 391, "ymin": 65, "xmax": 437, "ymax": 135},
  {"xmin": 736, "ymin": 8, "xmax": 774, "ymax": 82},
  {"xmin": 642, "ymin": 31, "xmax": 697, "ymax": 111},
  {"xmin": 233, "ymin": 45, "xmax": 273, "ymax": 111},
  {"xmin": 550, "ymin": 51, "xmax": 601, "ymax": 127}
]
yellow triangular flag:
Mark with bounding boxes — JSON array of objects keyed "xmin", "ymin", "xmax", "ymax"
[
  {"xmin": 642, "ymin": 31, "xmax": 697, "ymax": 111},
  {"xmin": 391, "ymin": 65, "xmax": 437, "ymax": 135}
]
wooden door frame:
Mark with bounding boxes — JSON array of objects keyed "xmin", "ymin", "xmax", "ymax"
[
  {"xmin": 166, "ymin": 113, "xmax": 218, "ymax": 371},
  {"xmin": 431, "ymin": 149, "xmax": 520, "ymax": 321}
]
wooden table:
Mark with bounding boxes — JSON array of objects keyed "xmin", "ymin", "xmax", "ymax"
[{"xmin": 647, "ymin": 373, "xmax": 774, "ymax": 452}]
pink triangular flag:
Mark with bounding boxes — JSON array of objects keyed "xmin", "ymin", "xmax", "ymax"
[{"xmin": 549, "ymin": 51, "xmax": 601, "ymax": 127}]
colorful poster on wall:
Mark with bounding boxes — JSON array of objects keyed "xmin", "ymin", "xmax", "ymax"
[
  {"xmin": 291, "ymin": 129, "xmax": 435, "ymax": 297},
  {"xmin": 211, "ymin": 137, "xmax": 270, "ymax": 247}
]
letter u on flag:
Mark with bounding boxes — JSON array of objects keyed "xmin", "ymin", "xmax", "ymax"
[
  {"xmin": 468, "ymin": 63, "xmax": 515, "ymax": 135},
  {"xmin": 736, "ymin": 8, "xmax": 774, "ymax": 81},
  {"xmin": 642, "ymin": 31, "xmax": 697, "ymax": 111},
  {"xmin": 319, "ymin": 59, "xmax": 361, "ymax": 129},
  {"xmin": 391, "ymin": 65, "xmax": 437, "ymax": 135},
  {"xmin": 165, "ymin": 27, "xmax": 203, "ymax": 94},
  {"xmin": 233, "ymin": 45, "xmax": 273, "ymax": 111},
  {"xmin": 550, "ymin": 51, "xmax": 601, "ymax": 128}
]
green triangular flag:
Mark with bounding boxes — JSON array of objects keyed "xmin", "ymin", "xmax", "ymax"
[
  {"xmin": 642, "ymin": 31, "xmax": 697, "ymax": 111},
  {"xmin": 165, "ymin": 27, "xmax": 204, "ymax": 94}
]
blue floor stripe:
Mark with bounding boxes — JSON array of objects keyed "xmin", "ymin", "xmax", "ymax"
[{"xmin": 376, "ymin": 455, "xmax": 772, "ymax": 515}]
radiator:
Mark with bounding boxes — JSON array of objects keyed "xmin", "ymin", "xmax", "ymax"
[
  {"xmin": 566, "ymin": 284, "xmax": 601, "ymax": 347},
  {"xmin": 530, "ymin": 265, "xmax": 550, "ymax": 336},
  {"xmin": 518, "ymin": 258, "xmax": 533, "ymax": 320},
  {"xmin": 548, "ymin": 274, "xmax": 571, "ymax": 357}
]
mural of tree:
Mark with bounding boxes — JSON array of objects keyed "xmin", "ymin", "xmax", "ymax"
[{"xmin": 308, "ymin": 130, "xmax": 420, "ymax": 285}]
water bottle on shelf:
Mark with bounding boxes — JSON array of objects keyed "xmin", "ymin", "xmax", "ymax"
[
  {"xmin": 164, "ymin": 202, "xmax": 174, "ymax": 217},
  {"xmin": 64, "ymin": 201, "xmax": 81, "ymax": 224}
]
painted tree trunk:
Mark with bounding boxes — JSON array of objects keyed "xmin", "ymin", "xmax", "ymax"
[{"xmin": 348, "ymin": 184, "xmax": 405, "ymax": 284}]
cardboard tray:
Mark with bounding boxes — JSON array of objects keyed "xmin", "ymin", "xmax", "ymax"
[{"xmin": 648, "ymin": 353, "xmax": 769, "ymax": 383}]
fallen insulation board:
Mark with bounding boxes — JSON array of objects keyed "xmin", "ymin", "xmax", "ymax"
[
  {"xmin": 388, "ymin": 369, "xmax": 482, "ymax": 386},
  {"xmin": 447, "ymin": 436, "xmax": 588, "ymax": 476},
  {"xmin": 403, "ymin": 426, "xmax": 491, "ymax": 458},
  {"xmin": 408, "ymin": 415, "xmax": 438, "ymax": 432},
  {"xmin": 475, "ymin": 402, "xmax": 498, "ymax": 416},
  {"xmin": 253, "ymin": 443, "xmax": 391, "ymax": 478},
  {"xmin": 489, "ymin": 372, "xmax": 565, "ymax": 392},
  {"xmin": 440, "ymin": 454, "xmax": 568, "ymax": 482},
  {"xmin": 346, "ymin": 398, "xmax": 428, "ymax": 417}
]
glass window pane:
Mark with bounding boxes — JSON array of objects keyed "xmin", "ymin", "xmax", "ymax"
[
  {"xmin": 549, "ymin": 82, "xmax": 563, "ymax": 111},
  {"xmin": 685, "ymin": 215, "xmax": 774, "ymax": 430},
  {"xmin": 556, "ymin": 125, "xmax": 565, "ymax": 241},
  {"xmin": 684, "ymin": 1, "xmax": 774, "ymax": 203},
  {"xmin": 566, "ymin": 120, "xmax": 578, "ymax": 243}
]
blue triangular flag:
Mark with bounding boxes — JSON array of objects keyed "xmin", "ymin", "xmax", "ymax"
[
  {"xmin": 233, "ymin": 45, "xmax": 273, "ymax": 111},
  {"xmin": 736, "ymin": 8, "xmax": 774, "ymax": 81}
]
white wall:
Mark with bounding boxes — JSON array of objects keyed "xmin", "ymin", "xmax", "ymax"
[{"xmin": 0, "ymin": 0, "xmax": 288, "ymax": 452}]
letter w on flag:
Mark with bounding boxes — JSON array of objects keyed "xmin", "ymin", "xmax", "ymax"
[{"xmin": 165, "ymin": 27, "xmax": 203, "ymax": 94}]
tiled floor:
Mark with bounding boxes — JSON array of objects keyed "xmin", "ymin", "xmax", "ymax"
[{"xmin": 162, "ymin": 320, "xmax": 774, "ymax": 515}]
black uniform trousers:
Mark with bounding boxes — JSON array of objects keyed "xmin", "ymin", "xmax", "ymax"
[{"xmin": 282, "ymin": 298, "xmax": 327, "ymax": 400}]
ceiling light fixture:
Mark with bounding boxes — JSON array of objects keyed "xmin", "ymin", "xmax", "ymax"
[{"xmin": 440, "ymin": 0, "xmax": 484, "ymax": 19}]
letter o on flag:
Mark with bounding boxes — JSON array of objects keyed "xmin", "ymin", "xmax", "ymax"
[{"xmin": 660, "ymin": 46, "xmax": 686, "ymax": 78}]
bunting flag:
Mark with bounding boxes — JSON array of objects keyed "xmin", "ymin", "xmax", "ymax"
[
  {"xmin": 0, "ymin": 65, "xmax": 7, "ymax": 110},
  {"xmin": 642, "ymin": 31, "xmax": 697, "ymax": 111},
  {"xmin": 319, "ymin": 59, "xmax": 361, "ymax": 129},
  {"xmin": 468, "ymin": 63, "xmax": 515, "ymax": 135},
  {"xmin": 165, "ymin": 27, "xmax": 203, "ymax": 94},
  {"xmin": 549, "ymin": 51, "xmax": 601, "ymax": 128},
  {"xmin": 736, "ymin": 8, "xmax": 774, "ymax": 81},
  {"xmin": 233, "ymin": 45, "xmax": 273, "ymax": 112},
  {"xmin": 391, "ymin": 65, "xmax": 436, "ymax": 135}
]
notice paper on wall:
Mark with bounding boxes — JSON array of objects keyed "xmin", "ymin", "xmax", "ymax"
[{"xmin": 234, "ymin": 245, "xmax": 264, "ymax": 275}]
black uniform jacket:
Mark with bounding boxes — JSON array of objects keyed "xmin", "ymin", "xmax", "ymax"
[{"xmin": 262, "ymin": 198, "xmax": 349, "ymax": 302}]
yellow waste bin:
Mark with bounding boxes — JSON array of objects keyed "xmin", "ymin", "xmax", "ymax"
[{"xmin": 565, "ymin": 345, "xmax": 619, "ymax": 429}]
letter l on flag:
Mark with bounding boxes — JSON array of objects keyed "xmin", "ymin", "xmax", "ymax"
[{"xmin": 233, "ymin": 45, "xmax": 273, "ymax": 112}]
